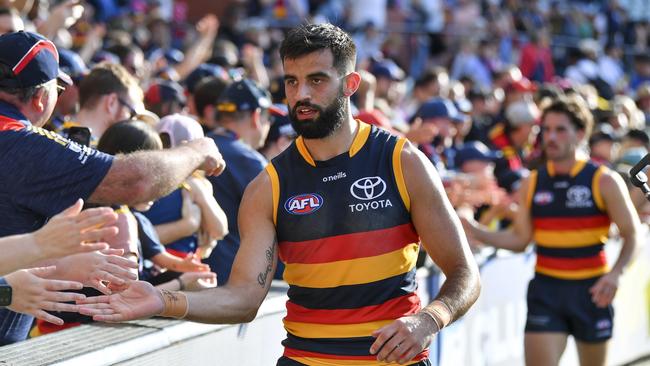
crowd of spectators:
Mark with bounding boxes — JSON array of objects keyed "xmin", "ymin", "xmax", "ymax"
[{"xmin": 0, "ymin": 0, "xmax": 649, "ymax": 348}]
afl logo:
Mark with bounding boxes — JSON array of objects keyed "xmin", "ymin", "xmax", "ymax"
[
  {"xmin": 350, "ymin": 176, "xmax": 387, "ymax": 200},
  {"xmin": 533, "ymin": 191, "xmax": 554, "ymax": 205},
  {"xmin": 284, "ymin": 193, "xmax": 323, "ymax": 215}
]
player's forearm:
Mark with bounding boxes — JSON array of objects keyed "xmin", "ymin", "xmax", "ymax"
[
  {"xmin": 429, "ymin": 259, "xmax": 480, "ymax": 323},
  {"xmin": 610, "ymin": 230, "xmax": 639, "ymax": 276},
  {"xmin": 181, "ymin": 285, "xmax": 263, "ymax": 324},
  {"xmin": 473, "ymin": 225, "xmax": 529, "ymax": 252}
]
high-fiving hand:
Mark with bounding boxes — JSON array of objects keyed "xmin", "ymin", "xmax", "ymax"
[
  {"xmin": 78, "ymin": 281, "xmax": 164, "ymax": 322},
  {"xmin": 5, "ymin": 266, "xmax": 85, "ymax": 325},
  {"xmin": 32, "ymin": 199, "xmax": 118, "ymax": 261}
]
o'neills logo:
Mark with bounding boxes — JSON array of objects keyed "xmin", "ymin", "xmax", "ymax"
[
  {"xmin": 322, "ymin": 171, "xmax": 346, "ymax": 182},
  {"xmin": 285, "ymin": 193, "xmax": 323, "ymax": 215}
]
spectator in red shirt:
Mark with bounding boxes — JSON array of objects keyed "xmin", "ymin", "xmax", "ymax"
[{"xmin": 519, "ymin": 31, "xmax": 555, "ymax": 83}]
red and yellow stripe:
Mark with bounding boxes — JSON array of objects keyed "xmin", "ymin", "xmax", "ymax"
[
  {"xmin": 279, "ymin": 223, "xmax": 418, "ymax": 264},
  {"xmin": 282, "ymin": 243, "xmax": 419, "ymax": 288},
  {"xmin": 284, "ymin": 348, "xmax": 428, "ymax": 366},
  {"xmin": 284, "ymin": 293, "xmax": 420, "ymax": 325}
]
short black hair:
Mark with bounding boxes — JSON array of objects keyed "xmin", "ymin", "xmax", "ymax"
[
  {"xmin": 279, "ymin": 23, "xmax": 356, "ymax": 74},
  {"xmin": 625, "ymin": 129, "xmax": 650, "ymax": 147},
  {"xmin": 194, "ymin": 76, "xmax": 230, "ymax": 120},
  {"xmin": 415, "ymin": 66, "xmax": 447, "ymax": 89}
]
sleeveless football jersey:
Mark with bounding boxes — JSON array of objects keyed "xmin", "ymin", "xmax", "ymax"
[
  {"xmin": 527, "ymin": 160, "xmax": 610, "ymax": 280},
  {"xmin": 266, "ymin": 121, "xmax": 427, "ymax": 365}
]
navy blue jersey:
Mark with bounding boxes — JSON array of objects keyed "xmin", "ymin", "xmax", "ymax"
[
  {"xmin": 527, "ymin": 160, "xmax": 610, "ymax": 280},
  {"xmin": 204, "ymin": 128, "xmax": 267, "ymax": 284},
  {"xmin": 267, "ymin": 121, "xmax": 427, "ymax": 364},
  {"xmin": 143, "ymin": 188, "xmax": 197, "ymax": 255},
  {"xmin": 0, "ymin": 101, "xmax": 113, "ymax": 235},
  {"xmin": 132, "ymin": 212, "xmax": 165, "ymax": 259},
  {"xmin": 0, "ymin": 100, "xmax": 113, "ymax": 344},
  {"xmin": 132, "ymin": 211, "xmax": 165, "ymax": 280}
]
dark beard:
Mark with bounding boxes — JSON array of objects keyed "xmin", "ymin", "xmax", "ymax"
[{"xmin": 288, "ymin": 94, "xmax": 346, "ymax": 139}]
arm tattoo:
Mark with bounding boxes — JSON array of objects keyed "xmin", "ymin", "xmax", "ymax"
[
  {"xmin": 161, "ymin": 289, "xmax": 180, "ymax": 304},
  {"xmin": 257, "ymin": 241, "xmax": 276, "ymax": 287}
]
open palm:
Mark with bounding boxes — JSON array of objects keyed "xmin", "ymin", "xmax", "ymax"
[{"xmin": 78, "ymin": 281, "xmax": 164, "ymax": 322}]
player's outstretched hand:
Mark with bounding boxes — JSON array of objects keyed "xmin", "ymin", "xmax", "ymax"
[{"xmin": 78, "ymin": 281, "xmax": 164, "ymax": 322}]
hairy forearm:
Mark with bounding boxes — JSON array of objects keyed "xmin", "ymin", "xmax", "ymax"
[
  {"xmin": 431, "ymin": 264, "xmax": 480, "ymax": 322},
  {"xmin": 91, "ymin": 146, "xmax": 204, "ymax": 205},
  {"xmin": 127, "ymin": 148, "xmax": 203, "ymax": 202}
]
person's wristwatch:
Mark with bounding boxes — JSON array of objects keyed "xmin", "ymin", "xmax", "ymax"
[{"xmin": 0, "ymin": 278, "xmax": 11, "ymax": 307}]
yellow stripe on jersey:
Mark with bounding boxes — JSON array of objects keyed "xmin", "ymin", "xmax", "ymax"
[
  {"xmin": 570, "ymin": 160, "xmax": 587, "ymax": 177},
  {"xmin": 592, "ymin": 166, "xmax": 607, "ymax": 211},
  {"xmin": 546, "ymin": 160, "xmax": 587, "ymax": 178},
  {"xmin": 284, "ymin": 319, "xmax": 393, "ymax": 339},
  {"xmin": 392, "ymin": 138, "xmax": 410, "ymax": 212},
  {"xmin": 283, "ymin": 243, "xmax": 419, "ymax": 288},
  {"xmin": 535, "ymin": 265, "xmax": 609, "ymax": 280},
  {"xmin": 350, "ymin": 121, "xmax": 371, "ymax": 158},
  {"xmin": 296, "ymin": 137, "xmax": 316, "ymax": 167},
  {"xmin": 534, "ymin": 227, "xmax": 609, "ymax": 248},
  {"xmin": 265, "ymin": 163, "xmax": 280, "ymax": 226}
]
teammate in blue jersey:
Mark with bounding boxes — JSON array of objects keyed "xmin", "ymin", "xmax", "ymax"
[
  {"xmin": 462, "ymin": 96, "xmax": 640, "ymax": 366},
  {"xmin": 79, "ymin": 23, "xmax": 480, "ymax": 366}
]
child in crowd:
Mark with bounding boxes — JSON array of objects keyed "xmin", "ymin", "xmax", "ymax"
[
  {"xmin": 96, "ymin": 120, "xmax": 218, "ymax": 288},
  {"xmin": 145, "ymin": 113, "xmax": 228, "ymax": 260}
]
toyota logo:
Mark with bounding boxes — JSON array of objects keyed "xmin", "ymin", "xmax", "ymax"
[{"xmin": 350, "ymin": 176, "xmax": 387, "ymax": 200}]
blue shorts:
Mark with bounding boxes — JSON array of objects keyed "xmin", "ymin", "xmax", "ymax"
[{"xmin": 525, "ymin": 274, "xmax": 613, "ymax": 342}]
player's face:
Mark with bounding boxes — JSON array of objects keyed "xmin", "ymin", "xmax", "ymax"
[
  {"xmin": 283, "ymin": 49, "xmax": 348, "ymax": 139},
  {"xmin": 541, "ymin": 111, "xmax": 581, "ymax": 162}
]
